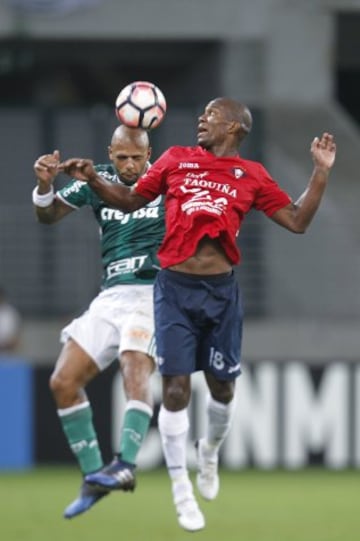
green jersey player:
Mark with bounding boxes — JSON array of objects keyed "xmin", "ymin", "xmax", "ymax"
[{"xmin": 32, "ymin": 125, "xmax": 164, "ymax": 519}]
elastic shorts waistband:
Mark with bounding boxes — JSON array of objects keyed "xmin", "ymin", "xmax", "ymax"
[{"xmin": 161, "ymin": 268, "xmax": 234, "ymax": 285}]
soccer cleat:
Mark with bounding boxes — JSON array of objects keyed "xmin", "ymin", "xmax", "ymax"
[
  {"xmin": 195, "ymin": 438, "xmax": 220, "ymax": 501},
  {"xmin": 63, "ymin": 481, "xmax": 108, "ymax": 519},
  {"xmin": 85, "ymin": 457, "xmax": 136, "ymax": 492},
  {"xmin": 172, "ymin": 477, "xmax": 205, "ymax": 532}
]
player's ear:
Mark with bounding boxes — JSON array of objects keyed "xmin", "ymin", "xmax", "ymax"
[
  {"xmin": 107, "ymin": 145, "xmax": 112, "ymax": 160},
  {"xmin": 228, "ymin": 120, "xmax": 241, "ymax": 135},
  {"xmin": 147, "ymin": 146, "xmax": 152, "ymax": 160},
  {"xmin": 230, "ymin": 120, "xmax": 250, "ymax": 139}
]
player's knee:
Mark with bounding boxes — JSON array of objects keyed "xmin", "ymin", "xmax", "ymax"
[
  {"xmin": 163, "ymin": 377, "xmax": 190, "ymax": 409},
  {"xmin": 121, "ymin": 351, "xmax": 155, "ymax": 376},
  {"xmin": 210, "ymin": 382, "xmax": 235, "ymax": 404},
  {"xmin": 49, "ymin": 371, "xmax": 62, "ymax": 397},
  {"xmin": 49, "ymin": 371, "xmax": 75, "ymax": 401}
]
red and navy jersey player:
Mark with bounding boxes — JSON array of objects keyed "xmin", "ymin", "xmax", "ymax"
[
  {"xmin": 134, "ymin": 140, "xmax": 291, "ymax": 380},
  {"xmin": 61, "ymin": 97, "xmax": 336, "ymax": 532}
]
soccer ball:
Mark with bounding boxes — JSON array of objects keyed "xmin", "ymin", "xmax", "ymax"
[{"xmin": 115, "ymin": 81, "xmax": 167, "ymax": 130}]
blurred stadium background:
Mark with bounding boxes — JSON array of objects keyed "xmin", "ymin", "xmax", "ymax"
[{"xmin": 1, "ymin": 0, "xmax": 360, "ymax": 478}]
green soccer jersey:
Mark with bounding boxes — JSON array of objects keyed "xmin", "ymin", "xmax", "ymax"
[{"xmin": 57, "ymin": 163, "xmax": 165, "ymax": 288}]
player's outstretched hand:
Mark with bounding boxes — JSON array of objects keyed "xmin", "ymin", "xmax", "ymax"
[
  {"xmin": 34, "ymin": 149, "xmax": 60, "ymax": 185},
  {"xmin": 311, "ymin": 133, "xmax": 336, "ymax": 171},
  {"xmin": 59, "ymin": 158, "xmax": 97, "ymax": 182}
]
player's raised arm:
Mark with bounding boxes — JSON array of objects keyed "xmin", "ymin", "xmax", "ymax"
[
  {"xmin": 270, "ymin": 132, "xmax": 336, "ymax": 233},
  {"xmin": 60, "ymin": 157, "xmax": 149, "ymax": 212},
  {"xmin": 33, "ymin": 149, "xmax": 73, "ymax": 224}
]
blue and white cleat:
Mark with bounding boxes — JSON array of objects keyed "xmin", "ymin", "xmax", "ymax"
[
  {"xmin": 85, "ymin": 457, "xmax": 136, "ymax": 492},
  {"xmin": 63, "ymin": 481, "xmax": 109, "ymax": 519}
]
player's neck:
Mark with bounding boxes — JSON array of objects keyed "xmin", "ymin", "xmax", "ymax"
[{"xmin": 208, "ymin": 142, "xmax": 239, "ymax": 158}]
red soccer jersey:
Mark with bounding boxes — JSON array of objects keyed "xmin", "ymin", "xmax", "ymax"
[{"xmin": 135, "ymin": 146, "xmax": 291, "ymax": 268}]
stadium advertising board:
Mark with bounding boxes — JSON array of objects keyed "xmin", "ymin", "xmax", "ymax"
[
  {"xmin": 22, "ymin": 361, "xmax": 360, "ymax": 469},
  {"xmin": 0, "ymin": 359, "xmax": 33, "ymax": 469},
  {"xmin": 114, "ymin": 361, "xmax": 359, "ymax": 469}
]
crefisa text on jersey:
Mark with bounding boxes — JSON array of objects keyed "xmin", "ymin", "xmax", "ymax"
[{"xmin": 101, "ymin": 206, "xmax": 160, "ymax": 224}]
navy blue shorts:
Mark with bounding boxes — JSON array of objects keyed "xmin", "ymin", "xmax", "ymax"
[{"xmin": 154, "ymin": 269, "xmax": 243, "ymax": 380}]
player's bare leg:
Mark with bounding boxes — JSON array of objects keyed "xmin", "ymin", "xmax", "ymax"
[
  {"xmin": 85, "ymin": 351, "xmax": 154, "ymax": 491},
  {"xmin": 49, "ymin": 339, "xmax": 107, "ymax": 518}
]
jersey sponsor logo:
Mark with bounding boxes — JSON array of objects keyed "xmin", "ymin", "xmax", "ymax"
[
  {"xmin": 183, "ymin": 176, "xmax": 237, "ymax": 198},
  {"xmin": 180, "ymin": 185, "xmax": 228, "ymax": 216},
  {"xmin": 107, "ymin": 256, "xmax": 148, "ymax": 278},
  {"xmin": 125, "ymin": 327, "xmax": 151, "ymax": 342},
  {"xmin": 62, "ymin": 180, "xmax": 87, "ymax": 197},
  {"xmin": 179, "ymin": 162, "xmax": 200, "ymax": 169},
  {"xmin": 101, "ymin": 206, "xmax": 160, "ymax": 223},
  {"xmin": 185, "ymin": 171, "xmax": 209, "ymax": 179}
]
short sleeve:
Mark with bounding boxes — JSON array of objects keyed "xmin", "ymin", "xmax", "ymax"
[
  {"xmin": 57, "ymin": 179, "xmax": 92, "ymax": 209},
  {"xmin": 253, "ymin": 164, "xmax": 292, "ymax": 216},
  {"xmin": 134, "ymin": 149, "xmax": 171, "ymax": 200}
]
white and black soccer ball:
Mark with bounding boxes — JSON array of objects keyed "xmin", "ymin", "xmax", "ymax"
[{"xmin": 115, "ymin": 81, "xmax": 167, "ymax": 130}]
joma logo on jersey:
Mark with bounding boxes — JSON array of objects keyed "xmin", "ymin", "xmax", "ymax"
[
  {"xmin": 179, "ymin": 162, "xmax": 200, "ymax": 169},
  {"xmin": 101, "ymin": 206, "xmax": 160, "ymax": 223},
  {"xmin": 107, "ymin": 256, "xmax": 148, "ymax": 278}
]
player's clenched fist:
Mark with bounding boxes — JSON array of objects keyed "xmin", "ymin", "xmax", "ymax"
[
  {"xmin": 59, "ymin": 158, "xmax": 97, "ymax": 183},
  {"xmin": 34, "ymin": 149, "xmax": 60, "ymax": 184}
]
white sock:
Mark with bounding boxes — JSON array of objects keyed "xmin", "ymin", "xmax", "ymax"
[
  {"xmin": 204, "ymin": 394, "xmax": 235, "ymax": 455},
  {"xmin": 158, "ymin": 405, "xmax": 189, "ymax": 482}
]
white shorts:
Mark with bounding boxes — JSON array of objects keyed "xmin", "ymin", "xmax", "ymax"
[{"xmin": 61, "ymin": 284, "xmax": 156, "ymax": 371}]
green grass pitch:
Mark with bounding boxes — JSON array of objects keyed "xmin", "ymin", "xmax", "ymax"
[{"xmin": 1, "ymin": 467, "xmax": 359, "ymax": 541}]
